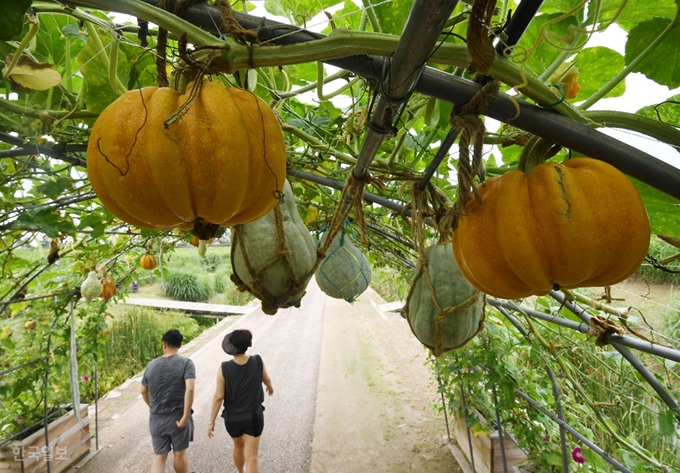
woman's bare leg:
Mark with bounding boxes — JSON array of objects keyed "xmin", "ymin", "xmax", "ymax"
[
  {"xmin": 232, "ymin": 436, "xmax": 245, "ymax": 473},
  {"xmin": 242, "ymin": 434, "xmax": 261, "ymax": 473}
]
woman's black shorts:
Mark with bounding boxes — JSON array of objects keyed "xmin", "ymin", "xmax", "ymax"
[{"xmin": 224, "ymin": 411, "xmax": 264, "ymax": 438}]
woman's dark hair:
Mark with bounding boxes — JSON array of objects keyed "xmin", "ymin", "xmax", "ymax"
[
  {"xmin": 162, "ymin": 329, "xmax": 183, "ymax": 348},
  {"xmin": 229, "ymin": 329, "xmax": 252, "ymax": 354}
]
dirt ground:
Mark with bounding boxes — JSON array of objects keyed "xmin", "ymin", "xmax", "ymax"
[{"xmin": 310, "ymin": 288, "xmax": 460, "ymax": 473}]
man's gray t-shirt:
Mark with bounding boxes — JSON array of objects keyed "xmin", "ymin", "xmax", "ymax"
[{"xmin": 142, "ymin": 355, "xmax": 196, "ymax": 415}]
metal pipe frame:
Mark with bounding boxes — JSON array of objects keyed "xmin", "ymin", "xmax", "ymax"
[{"xmin": 63, "ymin": 0, "xmax": 680, "ymax": 200}]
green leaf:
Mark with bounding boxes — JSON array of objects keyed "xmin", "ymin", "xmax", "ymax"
[
  {"xmin": 571, "ymin": 47, "xmax": 625, "ymax": 101},
  {"xmin": 371, "ymin": 0, "xmax": 413, "ymax": 35},
  {"xmin": 637, "ymin": 93, "xmax": 680, "ymax": 127},
  {"xmin": 76, "ymin": 31, "xmax": 120, "ymax": 113},
  {"xmin": 0, "ymin": 0, "xmax": 31, "ymax": 41},
  {"xmin": 265, "ymin": 0, "xmax": 339, "ymax": 26},
  {"xmin": 591, "ymin": 0, "xmax": 676, "ymax": 32},
  {"xmin": 2, "ymin": 54, "xmax": 62, "ymax": 91},
  {"xmin": 516, "ymin": 13, "xmax": 579, "ymax": 76},
  {"xmin": 625, "ymin": 18, "xmax": 680, "ymax": 89},
  {"xmin": 14, "ymin": 208, "xmax": 77, "ymax": 237},
  {"xmin": 657, "ymin": 409, "xmax": 676, "ymax": 437},
  {"xmin": 36, "ymin": 177, "xmax": 73, "ymax": 199},
  {"xmin": 631, "ymin": 178, "xmax": 680, "ymax": 236},
  {"xmin": 323, "ymin": 0, "xmax": 363, "ymax": 31},
  {"xmin": 77, "ymin": 213, "xmax": 107, "ymax": 238}
]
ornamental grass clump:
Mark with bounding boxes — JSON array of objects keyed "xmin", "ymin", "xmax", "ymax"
[{"xmin": 162, "ymin": 271, "xmax": 211, "ymax": 302}]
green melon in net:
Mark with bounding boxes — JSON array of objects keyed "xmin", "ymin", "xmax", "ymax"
[
  {"xmin": 315, "ymin": 225, "xmax": 371, "ymax": 302},
  {"xmin": 231, "ymin": 180, "xmax": 317, "ymax": 315},
  {"xmin": 404, "ymin": 243, "xmax": 484, "ymax": 356}
]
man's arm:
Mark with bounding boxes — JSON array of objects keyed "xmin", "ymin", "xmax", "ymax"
[
  {"xmin": 141, "ymin": 384, "xmax": 150, "ymax": 407},
  {"xmin": 262, "ymin": 362, "xmax": 274, "ymax": 396},
  {"xmin": 176, "ymin": 378, "xmax": 195, "ymax": 428}
]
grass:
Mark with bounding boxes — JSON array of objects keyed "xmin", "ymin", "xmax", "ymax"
[{"xmin": 95, "ymin": 306, "xmax": 202, "ymax": 395}]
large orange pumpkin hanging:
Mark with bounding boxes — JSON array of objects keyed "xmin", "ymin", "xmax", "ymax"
[
  {"xmin": 452, "ymin": 158, "xmax": 650, "ymax": 299},
  {"xmin": 86, "ymin": 80, "xmax": 287, "ymax": 239}
]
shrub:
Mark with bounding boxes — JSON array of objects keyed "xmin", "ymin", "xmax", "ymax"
[
  {"xmin": 204, "ymin": 253, "xmax": 221, "ymax": 273},
  {"xmin": 214, "ymin": 270, "xmax": 229, "ymax": 293},
  {"xmin": 635, "ymin": 238, "xmax": 680, "ymax": 284},
  {"xmin": 371, "ymin": 265, "xmax": 410, "ymax": 302},
  {"xmin": 662, "ymin": 299, "xmax": 680, "ymax": 342},
  {"xmin": 162, "ymin": 271, "xmax": 211, "ymax": 302}
]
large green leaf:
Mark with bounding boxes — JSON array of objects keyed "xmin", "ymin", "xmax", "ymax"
[
  {"xmin": 265, "ymin": 0, "xmax": 339, "ymax": 26},
  {"xmin": 14, "ymin": 208, "xmax": 77, "ymax": 237},
  {"xmin": 636, "ymin": 93, "xmax": 680, "ymax": 127},
  {"xmin": 515, "ymin": 13, "xmax": 579, "ymax": 76},
  {"xmin": 0, "ymin": 0, "xmax": 31, "ymax": 41},
  {"xmin": 371, "ymin": 0, "xmax": 413, "ymax": 35},
  {"xmin": 632, "ymin": 178, "xmax": 680, "ymax": 236},
  {"xmin": 571, "ymin": 46, "xmax": 625, "ymax": 102},
  {"xmin": 76, "ymin": 32, "xmax": 121, "ymax": 113},
  {"xmin": 625, "ymin": 18, "xmax": 680, "ymax": 89},
  {"xmin": 591, "ymin": 0, "xmax": 675, "ymax": 32},
  {"xmin": 324, "ymin": 0, "xmax": 363, "ymax": 31}
]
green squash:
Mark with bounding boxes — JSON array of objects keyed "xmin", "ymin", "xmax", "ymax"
[
  {"xmin": 315, "ymin": 227, "xmax": 371, "ymax": 302},
  {"xmin": 405, "ymin": 243, "xmax": 484, "ymax": 356},
  {"xmin": 231, "ymin": 180, "xmax": 317, "ymax": 315}
]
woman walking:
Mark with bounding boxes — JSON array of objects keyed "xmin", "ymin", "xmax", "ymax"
[{"xmin": 208, "ymin": 329, "xmax": 274, "ymax": 473}]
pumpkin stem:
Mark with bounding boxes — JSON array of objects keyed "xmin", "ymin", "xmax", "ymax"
[
  {"xmin": 518, "ymin": 136, "xmax": 562, "ymax": 173},
  {"xmin": 193, "ymin": 218, "xmax": 220, "ymax": 240}
]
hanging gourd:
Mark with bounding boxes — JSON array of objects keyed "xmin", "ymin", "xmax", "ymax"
[
  {"xmin": 101, "ymin": 277, "xmax": 116, "ymax": 300},
  {"xmin": 80, "ymin": 271, "xmax": 102, "ymax": 302},
  {"xmin": 452, "ymin": 158, "xmax": 651, "ymax": 299},
  {"xmin": 404, "ymin": 244, "xmax": 484, "ymax": 357},
  {"xmin": 231, "ymin": 180, "xmax": 317, "ymax": 315},
  {"xmin": 190, "ymin": 236, "xmax": 200, "ymax": 247},
  {"xmin": 140, "ymin": 254, "xmax": 158, "ymax": 270},
  {"xmin": 86, "ymin": 80, "xmax": 287, "ymax": 239},
  {"xmin": 315, "ymin": 223, "xmax": 371, "ymax": 302}
]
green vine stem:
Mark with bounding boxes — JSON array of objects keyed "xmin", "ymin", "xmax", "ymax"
[
  {"xmin": 361, "ymin": 0, "xmax": 382, "ymax": 33},
  {"xmin": 65, "ymin": 0, "xmax": 222, "ymax": 47},
  {"xmin": 107, "ymin": 29, "xmax": 125, "ymax": 95},
  {"xmin": 84, "ymin": 22, "xmax": 127, "ymax": 96},
  {"xmin": 58, "ymin": 1, "xmax": 587, "ymax": 124},
  {"xmin": 579, "ymin": 3, "xmax": 680, "ymax": 111},
  {"xmin": 0, "ymin": 97, "xmax": 99, "ymax": 120},
  {"xmin": 583, "ymin": 110, "xmax": 680, "ymax": 150},
  {"xmin": 281, "ymin": 123, "xmax": 366, "ymax": 167},
  {"xmin": 275, "ymin": 69, "xmax": 351, "ymax": 102},
  {"xmin": 316, "ymin": 62, "xmax": 360, "ymax": 100},
  {"xmin": 562, "ymin": 289, "xmax": 629, "ymax": 317},
  {"xmin": 3, "ymin": 16, "xmax": 40, "ymax": 78}
]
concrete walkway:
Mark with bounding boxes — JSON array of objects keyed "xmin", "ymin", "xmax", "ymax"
[{"xmin": 75, "ymin": 281, "xmax": 326, "ymax": 472}]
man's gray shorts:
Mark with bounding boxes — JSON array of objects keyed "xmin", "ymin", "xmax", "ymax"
[{"xmin": 149, "ymin": 412, "xmax": 194, "ymax": 454}]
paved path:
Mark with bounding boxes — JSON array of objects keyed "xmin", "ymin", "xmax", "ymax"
[{"xmin": 76, "ymin": 281, "xmax": 326, "ymax": 472}]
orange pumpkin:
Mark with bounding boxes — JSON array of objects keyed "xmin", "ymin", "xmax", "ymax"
[
  {"xmin": 140, "ymin": 254, "xmax": 158, "ymax": 270},
  {"xmin": 101, "ymin": 277, "xmax": 116, "ymax": 300},
  {"xmin": 452, "ymin": 158, "xmax": 650, "ymax": 299},
  {"xmin": 86, "ymin": 80, "xmax": 287, "ymax": 238},
  {"xmin": 190, "ymin": 235, "xmax": 200, "ymax": 247}
]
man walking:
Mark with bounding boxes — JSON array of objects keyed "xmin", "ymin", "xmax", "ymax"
[{"xmin": 141, "ymin": 329, "xmax": 196, "ymax": 473}]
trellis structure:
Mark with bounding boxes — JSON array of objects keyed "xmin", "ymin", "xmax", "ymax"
[{"xmin": 1, "ymin": 0, "xmax": 680, "ymax": 471}]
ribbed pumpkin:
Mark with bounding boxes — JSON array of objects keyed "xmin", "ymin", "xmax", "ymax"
[
  {"xmin": 140, "ymin": 254, "xmax": 158, "ymax": 270},
  {"xmin": 231, "ymin": 180, "xmax": 317, "ymax": 315},
  {"xmin": 452, "ymin": 158, "xmax": 650, "ymax": 299},
  {"xmin": 404, "ymin": 244, "xmax": 484, "ymax": 356},
  {"xmin": 86, "ymin": 80, "xmax": 287, "ymax": 238}
]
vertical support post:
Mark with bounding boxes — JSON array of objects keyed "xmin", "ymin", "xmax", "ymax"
[{"xmin": 458, "ymin": 369, "xmax": 477, "ymax": 472}]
